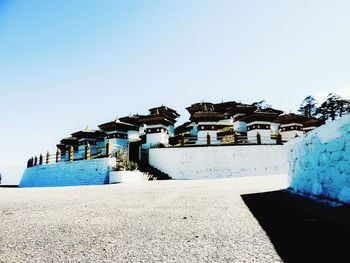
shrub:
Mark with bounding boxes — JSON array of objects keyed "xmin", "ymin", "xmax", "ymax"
[{"xmin": 114, "ymin": 149, "xmax": 138, "ymax": 171}]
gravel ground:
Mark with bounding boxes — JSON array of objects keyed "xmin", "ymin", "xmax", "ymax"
[{"xmin": 0, "ymin": 175, "xmax": 288, "ymax": 262}]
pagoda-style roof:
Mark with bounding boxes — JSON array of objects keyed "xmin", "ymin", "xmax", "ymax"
[
  {"xmin": 213, "ymin": 101, "xmax": 237, "ymax": 113},
  {"xmin": 119, "ymin": 114, "xmax": 145, "ymax": 126},
  {"xmin": 239, "ymin": 112, "xmax": 279, "ymax": 123},
  {"xmin": 226, "ymin": 104, "xmax": 257, "ymax": 115},
  {"xmin": 260, "ymin": 107, "xmax": 284, "ymax": 115},
  {"xmin": 98, "ymin": 119, "xmax": 139, "ymax": 132},
  {"xmin": 190, "ymin": 111, "xmax": 224, "ymax": 122},
  {"xmin": 148, "ymin": 106, "xmax": 180, "ymax": 119},
  {"xmin": 56, "ymin": 143, "xmax": 66, "ymax": 150},
  {"xmin": 139, "ymin": 114, "xmax": 177, "ymax": 126},
  {"xmin": 71, "ymin": 129, "xmax": 105, "ymax": 139},
  {"xmin": 303, "ymin": 118, "xmax": 325, "ymax": 128},
  {"xmin": 276, "ymin": 114, "xmax": 310, "ymax": 125},
  {"xmin": 60, "ymin": 136, "xmax": 78, "ymax": 145},
  {"xmin": 174, "ymin": 122, "xmax": 192, "ymax": 135},
  {"xmin": 186, "ymin": 102, "xmax": 215, "ymax": 116}
]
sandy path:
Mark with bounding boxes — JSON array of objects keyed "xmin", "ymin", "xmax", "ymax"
[{"xmin": 0, "ymin": 175, "xmax": 288, "ymax": 262}]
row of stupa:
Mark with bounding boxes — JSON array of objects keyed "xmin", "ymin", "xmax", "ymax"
[{"xmin": 55, "ymin": 101, "xmax": 324, "ymax": 160}]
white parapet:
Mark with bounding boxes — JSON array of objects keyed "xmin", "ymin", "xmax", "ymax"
[{"xmin": 149, "ymin": 145, "xmax": 288, "ymax": 179}]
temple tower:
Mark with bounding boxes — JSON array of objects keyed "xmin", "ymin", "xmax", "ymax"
[
  {"xmin": 140, "ymin": 106, "xmax": 179, "ymax": 149},
  {"xmin": 191, "ymin": 111, "xmax": 223, "ymax": 145},
  {"xmin": 240, "ymin": 112, "xmax": 280, "ymax": 144},
  {"xmin": 276, "ymin": 114, "xmax": 307, "ymax": 142},
  {"xmin": 98, "ymin": 118, "xmax": 140, "ymax": 154}
]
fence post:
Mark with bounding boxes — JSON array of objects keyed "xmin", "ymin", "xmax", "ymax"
[
  {"xmin": 56, "ymin": 148, "xmax": 61, "ymax": 163},
  {"xmin": 256, "ymin": 132, "xmax": 261, "ymax": 145},
  {"xmin": 85, "ymin": 143, "xmax": 90, "ymax": 160},
  {"xmin": 39, "ymin": 154, "xmax": 43, "ymax": 165},
  {"xmin": 46, "ymin": 151, "xmax": 50, "ymax": 164},
  {"xmin": 69, "ymin": 146, "xmax": 74, "ymax": 161},
  {"xmin": 234, "ymin": 133, "xmax": 238, "ymax": 144},
  {"xmin": 106, "ymin": 139, "xmax": 111, "ymax": 157},
  {"xmin": 207, "ymin": 132, "xmax": 211, "ymax": 145},
  {"xmin": 180, "ymin": 136, "xmax": 184, "ymax": 147}
]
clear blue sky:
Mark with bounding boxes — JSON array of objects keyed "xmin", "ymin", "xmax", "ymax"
[{"xmin": 1, "ymin": 0, "xmax": 350, "ymax": 184}]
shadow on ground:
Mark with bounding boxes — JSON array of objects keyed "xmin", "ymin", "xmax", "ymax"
[{"xmin": 241, "ymin": 190, "xmax": 350, "ymax": 263}]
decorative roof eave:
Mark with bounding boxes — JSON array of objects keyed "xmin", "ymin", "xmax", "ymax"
[
  {"xmin": 148, "ymin": 106, "xmax": 180, "ymax": 118},
  {"xmin": 213, "ymin": 101, "xmax": 237, "ymax": 113},
  {"xmin": 56, "ymin": 143, "xmax": 66, "ymax": 150},
  {"xmin": 186, "ymin": 102, "xmax": 215, "ymax": 115},
  {"xmin": 260, "ymin": 107, "xmax": 284, "ymax": 115},
  {"xmin": 276, "ymin": 114, "xmax": 310, "ymax": 124},
  {"xmin": 174, "ymin": 121, "xmax": 192, "ymax": 134},
  {"xmin": 119, "ymin": 114, "xmax": 145, "ymax": 126},
  {"xmin": 239, "ymin": 112, "xmax": 279, "ymax": 123},
  {"xmin": 226, "ymin": 105, "xmax": 257, "ymax": 115},
  {"xmin": 60, "ymin": 136, "xmax": 78, "ymax": 145},
  {"xmin": 190, "ymin": 111, "xmax": 224, "ymax": 122},
  {"xmin": 98, "ymin": 120, "xmax": 139, "ymax": 132},
  {"xmin": 71, "ymin": 129, "xmax": 105, "ymax": 139},
  {"xmin": 140, "ymin": 114, "xmax": 176, "ymax": 126},
  {"xmin": 303, "ymin": 119, "xmax": 325, "ymax": 128}
]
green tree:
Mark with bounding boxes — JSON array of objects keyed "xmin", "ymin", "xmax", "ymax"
[
  {"xmin": 316, "ymin": 93, "xmax": 350, "ymax": 121},
  {"xmin": 298, "ymin": 95, "xmax": 317, "ymax": 118}
]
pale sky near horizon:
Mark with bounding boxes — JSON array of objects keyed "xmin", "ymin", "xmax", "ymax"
[{"xmin": 1, "ymin": 0, "xmax": 350, "ymax": 184}]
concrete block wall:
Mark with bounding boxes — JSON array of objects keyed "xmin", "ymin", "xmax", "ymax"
[
  {"xmin": 19, "ymin": 158, "xmax": 116, "ymax": 187},
  {"xmin": 149, "ymin": 145, "xmax": 288, "ymax": 179}
]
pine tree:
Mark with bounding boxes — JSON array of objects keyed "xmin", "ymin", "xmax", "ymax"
[
  {"xmin": 298, "ymin": 96, "xmax": 317, "ymax": 118},
  {"xmin": 337, "ymin": 97, "xmax": 350, "ymax": 118},
  {"xmin": 316, "ymin": 93, "xmax": 350, "ymax": 121}
]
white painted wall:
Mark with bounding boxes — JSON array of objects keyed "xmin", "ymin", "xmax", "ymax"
[
  {"xmin": 109, "ymin": 170, "xmax": 149, "ymax": 183},
  {"xmin": 196, "ymin": 130, "xmax": 219, "ymax": 144},
  {"xmin": 149, "ymin": 145, "xmax": 288, "ymax": 179},
  {"xmin": 247, "ymin": 121, "xmax": 277, "ymax": 144},
  {"xmin": 196, "ymin": 121, "xmax": 219, "ymax": 145},
  {"xmin": 281, "ymin": 130, "xmax": 304, "ymax": 141},
  {"xmin": 247, "ymin": 129, "xmax": 274, "ymax": 144},
  {"xmin": 143, "ymin": 124, "xmax": 169, "ymax": 149}
]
